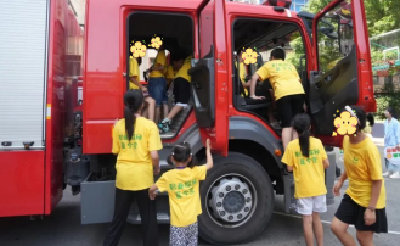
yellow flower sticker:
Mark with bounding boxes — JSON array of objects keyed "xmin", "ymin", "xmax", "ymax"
[
  {"xmin": 333, "ymin": 111, "xmax": 357, "ymax": 136},
  {"xmin": 130, "ymin": 41, "xmax": 147, "ymax": 58},
  {"xmin": 151, "ymin": 36, "xmax": 163, "ymax": 50},
  {"xmin": 242, "ymin": 48, "xmax": 258, "ymax": 65}
]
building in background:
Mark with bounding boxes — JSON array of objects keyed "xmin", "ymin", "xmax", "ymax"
[{"xmin": 290, "ymin": 0, "xmax": 309, "ymax": 12}]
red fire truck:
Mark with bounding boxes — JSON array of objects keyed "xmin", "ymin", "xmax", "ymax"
[{"xmin": 0, "ymin": 0, "xmax": 375, "ymax": 244}]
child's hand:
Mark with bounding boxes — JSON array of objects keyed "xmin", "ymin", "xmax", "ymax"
[
  {"xmin": 148, "ymin": 189, "xmax": 157, "ymax": 200},
  {"xmin": 206, "ymin": 139, "xmax": 211, "ymax": 152}
]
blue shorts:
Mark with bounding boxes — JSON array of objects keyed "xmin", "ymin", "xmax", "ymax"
[{"xmin": 148, "ymin": 77, "xmax": 168, "ymax": 106}]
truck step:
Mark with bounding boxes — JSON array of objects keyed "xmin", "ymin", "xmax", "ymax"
[{"xmin": 127, "ymin": 213, "xmax": 170, "ymax": 224}]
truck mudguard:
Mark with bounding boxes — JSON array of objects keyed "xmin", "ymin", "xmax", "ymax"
[{"xmin": 229, "ymin": 117, "xmax": 282, "ymax": 167}]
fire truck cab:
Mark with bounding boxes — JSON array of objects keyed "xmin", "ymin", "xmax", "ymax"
[{"xmin": 0, "ymin": 0, "xmax": 375, "ymax": 245}]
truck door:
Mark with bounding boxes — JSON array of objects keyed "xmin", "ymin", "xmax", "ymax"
[
  {"xmin": 308, "ymin": 0, "xmax": 375, "ymax": 145},
  {"xmin": 190, "ymin": 0, "xmax": 229, "ymax": 156}
]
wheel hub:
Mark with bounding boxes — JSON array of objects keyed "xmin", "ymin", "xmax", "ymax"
[{"xmin": 210, "ymin": 177, "xmax": 253, "ymax": 223}]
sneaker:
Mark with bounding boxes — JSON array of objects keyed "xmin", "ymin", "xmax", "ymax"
[
  {"xmin": 389, "ymin": 172, "xmax": 400, "ymax": 179},
  {"xmin": 160, "ymin": 118, "xmax": 170, "ymax": 133}
]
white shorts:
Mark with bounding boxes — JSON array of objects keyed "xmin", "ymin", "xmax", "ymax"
[{"xmin": 296, "ymin": 195, "xmax": 327, "ymax": 215}]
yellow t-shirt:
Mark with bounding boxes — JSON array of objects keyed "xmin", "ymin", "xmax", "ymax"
[
  {"xmin": 281, "ymin": 137, "xmax": 328, "ymax": 198},
  {"xmin": 150, "ymin": 50, "xmax": 166, "ymax": 78},
  {"xmin": 129, "ymin": 57, "xmax": 140, "ymax": 90},
  {"xmin": 112, "ymin": 118, "xmax": 163, "ymax": 191},
  {"xmin": 342, "ymin": 135, "xmax": 386, "ymax": 208},
  {"xmin": 165, "ymin": 65, "xmax": 176, "ymax": 85},
  {"xmin": 156, "ymin": 166, "xmax": 207, "ymax": 227},
  {"xmin": 256, "ymin": 60, "xmax": 304, "ymax": 100},
  {"xmin": 175, "ymin": 56, "xmax": 192, "ymax": 83},
  {"xmin": 235, "ymin": 61, "xmax": 248, "ymax": 96}
]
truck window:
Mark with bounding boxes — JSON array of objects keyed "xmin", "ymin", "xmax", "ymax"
[{"xmin": 316, "ymin": 4, "xmax": 354, "ymax": 73}]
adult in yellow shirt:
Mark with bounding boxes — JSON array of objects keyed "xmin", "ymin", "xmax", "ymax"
[
  {"xmin": 149, "ymin": 140, "xmax": 213, "ymax": 246},
  {"xmin": 249, "ymin": 48, "xmax": 306, "ymax": 151},
  {"xmin": 331, "ymin": 106, "xmax": 388, "ymax": 245},
  {"xmin": 282, "ymin": 113, "xmax": 329, "ymax": 246},
  {"xmin": 159, "ymin": 53, "xmax": 191, "ymax": 133},
  {"xmin": 103, "ymin": 90, "xmax": 162, "ymax": 246},
  {"xmin": 148, "ymin": 45, "xmax": 168, "ymax": 123}
]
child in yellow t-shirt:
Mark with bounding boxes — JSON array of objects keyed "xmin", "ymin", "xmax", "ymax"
[
  {"xmin": 281, "ymin": 113, "xmax": 329, "ymax": 246},
  {"xmin": 149, "ymin": 140, "xmax": 213, "ymax": 246}
]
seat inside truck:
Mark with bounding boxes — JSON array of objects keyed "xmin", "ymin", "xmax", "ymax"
[
  {"xmin": 233, "ymin": 18, "xmax": 308, "ymax": 135},
  {"xmin": 127, "ymin": 12, "xmax": 194, "ymax": 139}
]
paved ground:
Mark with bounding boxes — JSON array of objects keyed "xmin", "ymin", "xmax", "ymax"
[{"xmin": 1, "ymin": 142, "xmax": 399, "ymax": 246}]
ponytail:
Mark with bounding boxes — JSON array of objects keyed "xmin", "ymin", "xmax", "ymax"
[
  {"xmin": 292, "ymin": 113, "xmax": 311, "ymax": 158},
  {"xmin": 123, "ymin": 90, "xmax": 143, "ymax": 141},
  {"xmin": 298, "ymin": 129, "xmax": 310, "ymax": 158},
  {"xmin": 124, "ymin": 106, "xmax": 136, "ymax": 141}
]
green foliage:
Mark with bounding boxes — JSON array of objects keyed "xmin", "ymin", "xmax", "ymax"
[{"xmin": 306, "ymin": 0, "xmax": 400, "ymax": 36}]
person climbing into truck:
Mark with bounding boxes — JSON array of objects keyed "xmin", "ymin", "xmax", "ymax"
[
  {"xmin": 149, "ymin": 139, "xmax": 213, "ymax": 246},
  {"xmin": 159, "ymin": 52, "xmax": 191, "ymax": 133},
  {"xmin": 147, "ymin": 45, "xmax": 169, "ymax": 123},
  {"xmin": 249, "ymin": 48, "xmax": 306, "ymax": 151},
  {"xmin": 281, "ymin": 113, "xmax": 329, "ymax": 246},
  {"xmin": 103, "ymin": 89, "xmax": 162, "ymax": 246},
  {"xmin": 331, "ymin": 106, "xmax": 388, "ymax": 246}
]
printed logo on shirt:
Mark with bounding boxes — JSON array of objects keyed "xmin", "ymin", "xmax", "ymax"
[
  {"xmin": 118, "ymin": 134, "xmax": 142, "ymax": 150},
  {"xmin": 271, "ymin": 62, "xmax": 294, "ymax": 72},
  {"xmin": 295, "ymin": 149, "xmax": 320, "ymax": 165},
  {"xmin": 169, "ymin": 179, "xmax": 197, "ymax": 199}
]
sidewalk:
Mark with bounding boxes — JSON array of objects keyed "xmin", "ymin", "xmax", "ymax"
[{"xmin": 366, "ymin": 133, "xmax": 384, "ymax": 146}]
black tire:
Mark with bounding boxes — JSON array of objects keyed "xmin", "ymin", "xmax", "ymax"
[{"xmin": 198, "ymin": 152, "xmax": 274, "ymax": 245}]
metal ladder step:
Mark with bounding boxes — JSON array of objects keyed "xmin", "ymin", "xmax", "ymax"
[{"xmin": 127, "ymin": 212, "xmax": 170, "ymax": 224}]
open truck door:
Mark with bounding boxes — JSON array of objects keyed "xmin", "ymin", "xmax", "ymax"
[
  {"xmin": 308, "ymin": 0, "xmax": 375, "ymax": 147},
  {"xmin": 190, "ymin": 0, "xmax": 229, "ymax": 156}
]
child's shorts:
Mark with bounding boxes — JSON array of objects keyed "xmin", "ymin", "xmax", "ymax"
[
  {"xmin": 148, "ymin": 77, "xmax": 168, "ymax": 106},
  {"xmin": 173, "ymin": 77, "xmax": 191, "ymax": 106},
  {"xmin": 170, "ymin": 222, "xmax": 198, "ymax": 246},
  {"xmin": 296, "ymin": 195, "xmax": 327, "ymax": 215}
]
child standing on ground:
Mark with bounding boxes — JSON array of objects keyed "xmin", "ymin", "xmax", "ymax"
[
  {"xmin": 281, "ymin": 113, "xmax": 329, "ymax": 246},
  {"xmin": 149, "ymin": 139, "xmax": 213, "ymax": 246}
]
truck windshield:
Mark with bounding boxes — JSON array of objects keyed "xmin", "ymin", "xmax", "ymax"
[{"xmin": 316, "ymin": 2, "xmax": 354, "ymax": 73}]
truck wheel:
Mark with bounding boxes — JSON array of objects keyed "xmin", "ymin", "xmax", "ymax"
[{"xmin": 198, "ymin": 152, "xmax": 274, "ymax": 245}]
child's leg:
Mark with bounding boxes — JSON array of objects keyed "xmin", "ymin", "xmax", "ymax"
[
  {"xmin": 303, "ymin": 215, "xmax": 314, "ymax": 246},
  {"xmin": 167, "ymin": 105, "xmax": 183, "ymax": 120},
  {"xmin": 312, "ymin": 212, "xmax": 323, "ymax": 246},
  {"xmin": 186, "ymin": 222, "xmax": 198, "ymax": 246},
  {"xmin": 297, "ymin": 198, "xmax": 314, "ymax": 246},
  {"xmin": 146, "ymin": 97, "xmax": 155, "ymax": 122},
  {"xmin": 312, "ymin": 195, "xmax": 327, "ymax": 246},
  {"xmin": 170, "ymin": 225, "xmax": 185, "ymax": 246}
]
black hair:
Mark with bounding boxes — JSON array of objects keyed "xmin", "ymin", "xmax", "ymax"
[
  {"xmin": 292, "ymin": 113, "xmax": 311, "ymax": 158},
  {"xmin": 271, "ymin": 48, "xmax": 285, "ymax": 60},
  {"xmin": 386, "ymin": 107, "xmax": 398, "ymax": 118},
  {"xmin": 172, "ymin": 50, "xmax": 186, "ymax": 63},
  {"xmin": 137, "ymin": 57, "xmax": 142, "ymax": 66},
  {"xmin": 123, "ymin": 89, "xmax": 143, "ymax": 141},
  {"xmin": 345, "ymin": 106, "xmax": 374, "ymax": 132},
  {"xmin": 168, "ymin": 142, "xmax": 198, "ymax": 168}
]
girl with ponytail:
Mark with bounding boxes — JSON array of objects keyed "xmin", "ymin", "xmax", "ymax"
[
  {"xmin": 282, "ymin": 113, "xmax": 329, "ymax": 246},
  {"xmin": 103, "ymin": 89, "xmax": 162, "ymax": 246}
]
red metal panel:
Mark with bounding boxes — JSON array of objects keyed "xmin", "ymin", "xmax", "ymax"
[
  {"xmin": 0, "ymin": 151, "xmax": 45, "ymax": 217},
  {"xmin": 83, "ymin": 0, "xmax": 199, "ymax": 154},
  {"xmin": 44, "ymin": 0, "xmax": 69, "ymax": 215}
]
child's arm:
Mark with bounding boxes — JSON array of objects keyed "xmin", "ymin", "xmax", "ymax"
[
  {"xmin": 148, "ymin": 184, "xmax": 158, "ymax": 200},
  {"xmin": 204, "ymin": 139, "xmax": 213, "ymax": 170},
  {"xmin": 286, "ymin": 165, "xmax": 293, "ymax": 172},
  {"xmin": 322, "ymin": 158, "xmax": 329, "ymax": 169}
]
